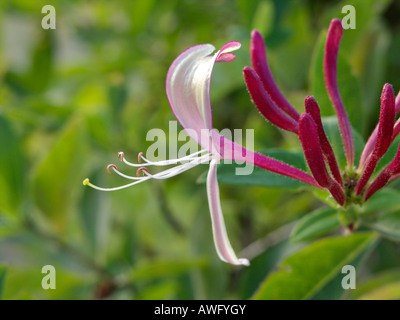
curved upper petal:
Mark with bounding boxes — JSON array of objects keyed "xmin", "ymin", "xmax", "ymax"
[{"xmin": 166, "ymin": 42, "xmax": 241, "ymax": 150}]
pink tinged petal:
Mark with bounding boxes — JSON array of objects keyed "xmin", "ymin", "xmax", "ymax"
[
  {"xmin": 305, "ymin": 96, "xmax": 343, "ymax": 185},
  {"xmin": 396, "ymin": 90, "xmax": 400, "ymax": 114},
  {"xmin": 166, "ymin": 42, "xmax": 241, "ymax": 150},
  {"xmin": 243, "ymin": 67, "xmax": 299, "ymax": 134},
  {"xmin": 216, "ymin": 53, "xmax": 236, "ymax": 62},
  {"xmin": 324, "ymin": 19, "xmax": 354, "ymax": 168},
  {"xmin": 356, "ymin": 84, "xmax": 396, "ymax": 195},
  {"xmin": 206, "ymin": 159, "xmax": 250, "ymax": 266},
  {"xmin": 250, "ymin": 30, "xmax": 300, "ymax": 121},
  {"xmin": 299, "ymin": 114, "xmax": 345, "ymax": 205},
  {"xmin": 364, "ymin": 142, "xmax": 400, "ymax": 201}
]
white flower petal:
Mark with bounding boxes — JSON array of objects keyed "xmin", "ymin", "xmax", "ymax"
[
  {"xmin": 166, "ymin": 42, "xmax": 241, "ymax": 150},
  {"xmin": 206, "ymin": 159, "xmax": 250, "ymax": 266}
]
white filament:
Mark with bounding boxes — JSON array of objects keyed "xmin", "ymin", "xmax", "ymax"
[
  {"xmin": 120, "ymin": 149, "xmax": 208, "ymax": 167},
  {"xmin": 84, "ymin": 151, "xmax": 215, "ymax": 192}
]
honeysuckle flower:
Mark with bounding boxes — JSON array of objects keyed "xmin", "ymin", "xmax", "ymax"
[
  {"xmin": 84, "ymin": 17, "xmax": 400, "ymax": 265},
  {"xmin": 84, "ymin": 41, "xmax": 319, "ymax": 266},
  {"xmin": 245, "ymin": 18, "xmax": 400, "ymax": 209}
]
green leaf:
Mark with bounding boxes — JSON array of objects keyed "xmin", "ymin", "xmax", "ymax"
[
  {"xmin": 32, "ymin": 119, "xmax": 87, "ymax": 227},
  {"xmin": 360, "ymin": 188, "xmax": 400, "ymax": 216},
  {"xmin": 251, "ymin": 0, "xmax": 274, "ymax": 37},
  {"xmin": 238, "ymin": 239, "xmax": 303, "ymax": 299},
  {"xmin": 311, "ymin": 242, "xmax": 372, "ymax": 300},
  {"xmin": 27, "ymin": 32, "xmax": 54, "ymax": 93},
  {"xmin": 136, "ymin": 282, "xmax": 177, "ymax": 300},
  {"xmin": 198, "ymin": 149, "xmax": 308, "ymax": 189},
  {"xmin": 365, "ymin": 211, "xmax": 400, "ymax": 241},
  {"xmin": 0, "ymin": 266, "xmax": 6, "ymax": 300},
  {"xmin": 290, "ymin": 207, "xmax": 340, "ymax": 243},
  {"xmin": 79, "ymin": 172, "xmax": 111, "ymax": 256},
  {"xmin": 252, "ymin": 232, "xmax": 377, "ymax": 300},
  {"xmin": 0, "ymin": 114, "xmax": 25, "ymax": 216},
  {"xmin": 352, "ymin": 23, "xmax": 390, "ymax": 120},
  {"xmin": 310, "ymin": 30, "xmax": 364, "ymax": 133},
  {"xmin": 130, "ymin": 259, "xmax": 207, "ymax": 282},
  {"xmin": 130, "ymin": 0, "xmax": 156, "ymax": 33},
  {"xmin": 358, "ymin": 281, "xmax": 400, "ymax": 300},
  {"xmin": 349, "ymin": 268, "xmax": 400, "ymax": 300}
]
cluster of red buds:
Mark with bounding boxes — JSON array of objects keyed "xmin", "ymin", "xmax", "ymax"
[{"xmin": 245, "ymin": 19, "xmax": 400, "ymax": 207}]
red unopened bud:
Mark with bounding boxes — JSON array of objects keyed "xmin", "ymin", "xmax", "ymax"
[
  {"xmin": 356, "ymin": 84, "xmax": 395, "ymax": 195},
  {"xmin": 364, "ymin": 142, "xmax": 400, "ymax": 201},
  {"xmin": 250, "ymin": 30, "xmax": 300, "ymax": 121},
  {"xmin": 244, "ymin": 66, "xmax": 299, "ymax": 134},
  {"xmin": 392, "ymin": 119, "xmax": 400, "ymax": 142},
  {"xmin": 375, "ymin": 84, "xmax": 396, "ymax": 157},
  {"xmin": 305, "ymin": 96, "xmax": 342, "ymax": 185},
  {"xmin": 299, "ymin": 113, "xmax": 345, "ymax": 205},
  {"xmin": 324, "ymin": 19, "xmax": 354, "ymax": 168},
  {"xmin": 361, "ymin": 89, "xmax": 400, "ymax": 169}
]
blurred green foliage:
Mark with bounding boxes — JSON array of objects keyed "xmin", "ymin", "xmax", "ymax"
[{"xmin": 0, "ymin": 0, "xmax": 400, "ymax": 300}]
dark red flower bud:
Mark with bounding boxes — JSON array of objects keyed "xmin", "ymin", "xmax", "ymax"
[
  {"xmin": 364, "ymin": 142, "xmax": 400, "ymax": 201},
  {"xmin": 392, "ymin": 118, "xmax": 400, "ymax": 142},
  {"xmin": 356, "ymin": 84, "xmax": 395, "ymax": 195},
  {"xmin": 244, "ymin": 66, "xmax": 299, "ymax": 134},
  {"xmin": 360, "ymin": 90, "xmax": 400, "ymax": 168},
  {"xmin": 324, "ymin": 19, "xmax": 354, "ymax": 168},
  {"xmin": 305, "ymin": 96, "xmax": 342, "ymax": 185},
  {"xmin": 250, "ymin": 30, "xmax": 300, "ymax": 121},
  {"xmin": 299, "ymin": 114, "xmax": 345, "ymax": 205}
]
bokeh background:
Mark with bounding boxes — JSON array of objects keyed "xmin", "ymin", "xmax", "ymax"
[{"xmin": 0, "ymin": 0, "xmax": 400, "ymax": 299}]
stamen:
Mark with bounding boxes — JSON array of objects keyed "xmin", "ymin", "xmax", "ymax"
[
  {"xmin": 82, "ymin": 177, "xmax": 153, "ymax": 192},
  {"xmin": 107, "ymin": 164, "xmax": 118, "ymax": 174},
  {"xmin": 138, "ymin": 152, "xmax": 143, "ymax": 163},
  {"xmin": 120, "ymin": 149, "xmax": 209, "ymax": 167},
  {"xmin": 84, "ymin": 152, "xmax": 215, "ymax": 192},
  {"xmin": 136, "ymin": 167, "xmax": 150, "ymax": 177}
]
